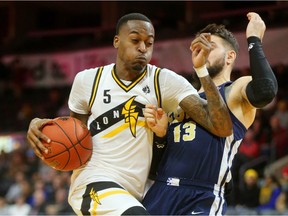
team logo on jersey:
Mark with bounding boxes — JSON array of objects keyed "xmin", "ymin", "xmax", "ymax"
[
  {"xmin": 89, "ymin": 188, "xmax": 101, "ymax": 205},
  {"xmin": 122, "ymin": 96, "xmax": 139, "ymax": 137},
  {"xmin": 142, "ymin": 85, "xmax": 150, "ymax": 94},
  {"xmin": 89, "ymin": 96, "xmax": 145, "ymax": 138}
]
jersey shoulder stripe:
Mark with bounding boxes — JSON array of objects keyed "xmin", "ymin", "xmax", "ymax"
[
  {"xmin": 154, "ymin": 67, "xmax": 162, "ymax": 108},
  {"xmin": 88, "ymin": 66, "xmax": 104, "ymax": 111}
]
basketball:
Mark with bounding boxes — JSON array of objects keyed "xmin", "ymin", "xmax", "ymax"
[{"xmin": 40, "ymin": 116, "xmax": 93, "ymax": 171}]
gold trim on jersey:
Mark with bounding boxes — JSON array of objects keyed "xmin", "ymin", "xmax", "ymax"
[
  {"xmin": 154, "ymin": 67, "xmax": 162, "ymax": 108},
  {"xmin": 112, "ymin": 66, "xmax": 147, "ymax": 92},
  {"xmin": 101, "ymin": 120, "xmax": 146, "ymax": 138},
  {"xmin": 90, "ymin": 188, "xmax": 130, "ymax": 215},
  {"xmin": 88, "ymin": 66, "xmax": 104, "ymax": 111}
]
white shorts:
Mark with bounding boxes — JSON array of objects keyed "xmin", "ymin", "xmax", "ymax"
[{"xmin": 68, "ymin": 181, "xmax": 147, "ymax": 215}]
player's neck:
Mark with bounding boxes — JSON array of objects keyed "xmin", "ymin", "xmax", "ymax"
[
  {"xmin": 114, "ymin": 64, "xmax": 145, "ymax": 81},
  {"xmin": 198, "ymin": 74, "xmax": 230, "ymax": 93}
]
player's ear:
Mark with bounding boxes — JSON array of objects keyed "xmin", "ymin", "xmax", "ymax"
[
  {"xmin": 113, "ymin": 36, "xmax": 119, "ymax": 48},
  {"xmin": 226, "ymin": 50, "xmax": 236, "ymax": 66}
]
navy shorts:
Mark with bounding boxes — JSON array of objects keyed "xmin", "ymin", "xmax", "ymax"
[{"xmin": 142, "ymin": 179, "xmax": 227, "ymax": 215}]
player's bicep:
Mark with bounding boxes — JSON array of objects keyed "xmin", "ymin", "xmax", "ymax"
[{"xmin": 70, "ymin": 111, "xmax": 89, "ymax": 126}]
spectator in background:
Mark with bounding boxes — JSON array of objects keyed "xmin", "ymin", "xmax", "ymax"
[
  {"xmin": 44, "ymin": 88, "xmax": 65, "ymax": 118},
  {"xmin": 269, "ymin": 114, "xmax": 288, "ymax": 159},
  {"xmin": 230, "ymin": 169, "xmax": 260, "ymax": 215},
  {"xmin": 29, "ymin": 188, "xmax": 47, "ymax": 215},
  {"xmin": 251, "ymin": 114, "xmax": 273, "ymax": 159},
  {"xmin": 5, "ymin": 171, "xmax": 29, "ymax": 204},
  {"xmin": 274, "ymin": 99, "xmax": 288, "ymax": 131},
  {"xmin": 45, "ymin": 188, "xmax": 74, "ymax": 215},
  {"xmin": 238, "ymin": 169, "xmax": 261, "ymax": 208},
  {"xmin": 17, "ymin": 101, "xmax": 33, "ymax": 131},
  {"xmin": 238, "ymin": 128, "xmax": 260, "ymax": 159},
  {"xmin": 57, "ymin": 96, "xmax": 70, "ymax": 116},
  {"xmin": 276, "ymin": 166, "xmax": 288, "ymax": 214},
  {"xmin": 8, "ymin": 58, "xmax": 30, "ymax": 97},
  {"xmin": 8, "ymin": 195, "xmax": 31, "ymax": 216},
  {"xmin": 230, "ymin": 128, "xmax": 260, "ymax": 204},
  {"xmin": 252, "ymin": 112, "xmax": 272, "ymax": 146},
  {"xmin": 0, "ymin": 196, "xmax": 9, "ymax": 215},
  {"xmin": 273, "ymin": 63, "xmax": 288, "ymax": 99},
  {"xmin": 258, "ymin": 174, "xmax": 282, "ymax": 214}
]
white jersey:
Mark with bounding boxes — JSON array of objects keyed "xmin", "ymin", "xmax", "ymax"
[{"xmin": 68, "ymin": 63, "xmax": 197, "ymax": 200}]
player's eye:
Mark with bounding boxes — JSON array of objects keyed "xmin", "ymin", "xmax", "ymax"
[
  {"xmin": 146, "ymin": 41, "xmax": 153, "ymax": 47},
  {"xmin": 131, "ymin": 38, "xmax": 139, "ymax": 43}
]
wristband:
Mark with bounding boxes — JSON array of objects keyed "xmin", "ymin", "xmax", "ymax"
[{"xmin": 194, "ymin": 65, "xmax": 209, "ymax": 78}]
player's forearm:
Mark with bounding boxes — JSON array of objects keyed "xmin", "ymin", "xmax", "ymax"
[
  {"xmin": 180, "ymin": 75, "xmax": 232, "ymax": 137},
  {"xmin": 246, "ymin": 36, "xmax": 278, "ymax": 108},
  {"xmin": 199, "ymin": 75, "xmax": 233, "ymax": 137}
]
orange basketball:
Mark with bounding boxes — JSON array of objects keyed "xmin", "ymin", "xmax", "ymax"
[{"xmin": 40, "ymin": 116, "xmax": 92, "ymax": 171}]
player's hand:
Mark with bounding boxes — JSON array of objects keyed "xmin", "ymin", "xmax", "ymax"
[
  {"xmin": 26, "ymin": 118, "xmax": 53, "ymax": 159},
  {"xmin": 143, "ymin": 104, "xmax": 168, "ymax": 137},
  {"xmin": 190, "ymin": 33, "xmax": 212, "ymax": 68},
  {"xmin": 246, "ymin": 12, "xmax": 266, "ymax": 42}
]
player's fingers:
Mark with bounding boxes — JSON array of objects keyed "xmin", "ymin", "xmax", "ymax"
[
  {"xmin": 144, "ymin": 112, "xmax": 157, "ymax": 121},
  {"xmin": 146, "ymin": 117, "xmax": 157, "ymax": 127},
  {"xmin": 145, "ymin": 104, "xmax": 157, "ymax": 109},
  {"xmin": 35, "ymin": 119, "xmax": 53, "ymax": 143},
  {"xmin": 191, "ymin": 39, "xmax": 211, "ymax": 53},
  {"xmin": 191, "ymin": 33, "xmax": 211, "ymax": 47},
  {"xmin": 28, "ymin": 118, "xmax": 53, "ymax": 154},
  {"xmin": 143, "ymin": 105, "xmax": 157, "ymax": 117},
  {"xmin": 37, "ymin": 130, "xmax": 51, "ymax": 144},
  {"xmin": 30, "ymin": 126, "xmax": 49, "ymax": 155},
  {"xmin": 156, "ymin": 108, "xmax": 165, "ymax": 119},
  {"xmin": 26, "ymin": 135, "xmax": 45, "ymax": 159}
]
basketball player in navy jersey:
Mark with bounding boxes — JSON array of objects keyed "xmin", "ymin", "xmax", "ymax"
[
  {"xmin": 142, "ymin": 12, "xmax": 278, "ymax": 215},
  {"xmin": 26, "ymin": 13, "xmax": 232, "ymax": 215}
]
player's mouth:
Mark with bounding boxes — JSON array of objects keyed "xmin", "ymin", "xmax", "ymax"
[{"xmin": 136, "ymin": 55, "xmax": 147, "ymax": 62}]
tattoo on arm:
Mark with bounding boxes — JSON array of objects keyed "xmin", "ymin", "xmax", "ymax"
[{"xmin": 180, "ymin": 76, "xmax": 232, "ymax": 137}]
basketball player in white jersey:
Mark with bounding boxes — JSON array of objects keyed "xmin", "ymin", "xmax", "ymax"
[{"xmin": 27, "ymin": 13, "xmax": 232, "ymax": 215}]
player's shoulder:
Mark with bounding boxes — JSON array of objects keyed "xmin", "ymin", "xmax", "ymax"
[
  {"xmin": 75, "ymin": 63, "xmax": 114, "ymax": 79},
  {"xmin": 229, "ymin": 75, "xmax": 252, "ymax": 90},
  {"xmin": 147, "ymin": 64, "xmax": 176, "ymax": 74},
  {"xmin": 226, "ymin": 75, "xmax": 253, "ymax": 107},
  {"xmin": 79, "ymin": 63, "xmax": 114, "ymax": 74}
]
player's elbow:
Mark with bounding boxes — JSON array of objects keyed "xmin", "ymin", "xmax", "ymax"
[
  {"xmin": 216, "ymin": 127, "xmax": 233, "ymax": 137},
  {"xmin": 212, "ymin": 118, "xmax": 233, "ymax": 137},
  {"xmin": 246, "ymin": 78, "xmax": 278, "ymax": 108}
]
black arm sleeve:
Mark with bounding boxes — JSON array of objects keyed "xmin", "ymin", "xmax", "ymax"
[
  {"xmin": 149, "ymin": 134, "xmax": 167, "ymax": 180},
  {"xmin": 246, "ymin": 36, "xmax": 278, "ymax": 108}
]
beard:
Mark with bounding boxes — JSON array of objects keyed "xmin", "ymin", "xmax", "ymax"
[
  {"xmin": 207, "ymin": 56, "xmax": 225, "ymax": 78},
  {"xmin": 192, "ymin": 55, "xmax": 226, "ymax": 90},
  {"xmin": 132, "ymin": 64, "xmax": 144, "ymax": 72}
]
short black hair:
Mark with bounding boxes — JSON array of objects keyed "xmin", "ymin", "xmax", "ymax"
[
  {"xmin": 196, "ymin": 24, "xmax": 239, "ymax": 54},
  {"xmin": 116, "ymin": 13, "xmax": 152, "ymax": 35}
]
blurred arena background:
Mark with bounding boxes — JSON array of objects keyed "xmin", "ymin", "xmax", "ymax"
[{"xmin": 0, "ymin": 1, "xmax": 288, "ymax": 215}]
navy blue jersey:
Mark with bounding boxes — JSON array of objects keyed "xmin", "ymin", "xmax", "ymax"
[{"xmin": 143, "ymin": 82, "xmax": 247, "ymax": 215}]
